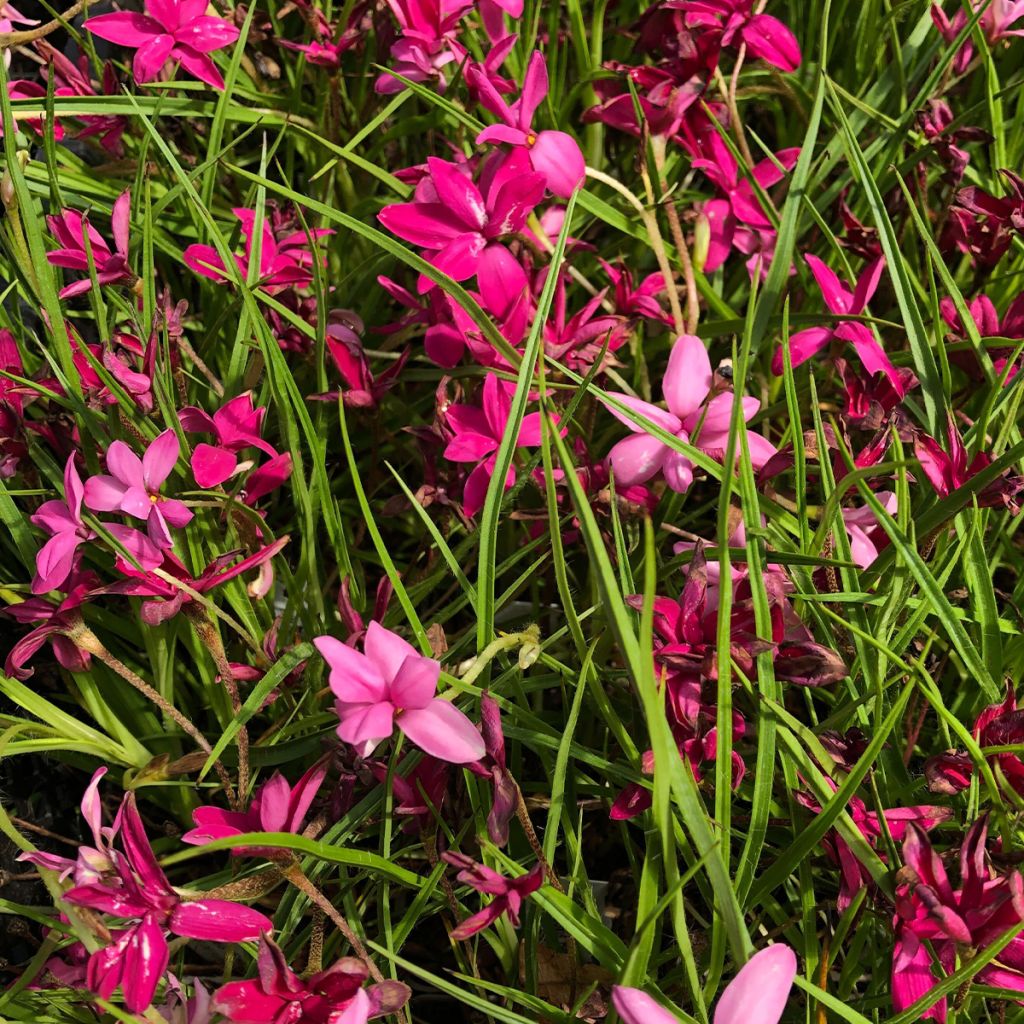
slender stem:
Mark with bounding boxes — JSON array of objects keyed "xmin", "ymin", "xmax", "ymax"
[
  {"xmin": 585, "ymin": 167, "xmax": 685, "ymax": 335},
  {"xmin": 283, "ymin": 862, "xmax": 383, "ymax": 982},
  {"xmin": 186, "ymin": 607, "xmax": 250, "ymax": 807},
  {"xmin": 67, "ymin": 619, "xmax": 236, "ymax": 804},
  {"xmin": 0, "ymin": 0, "xmax": 88, "ymax": 45},
  {"xmin": 663, "ymin": 199, "xmax": 701, "ymax": 334}
]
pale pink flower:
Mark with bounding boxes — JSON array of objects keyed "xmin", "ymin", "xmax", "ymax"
[{"xmin": 314, "ymin": 621, "xmax": 485, "ymax": 763}]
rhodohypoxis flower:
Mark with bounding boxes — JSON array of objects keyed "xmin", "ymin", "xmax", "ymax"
[
  {"xmin": 465, "ymin": 693, "xmax": 518, "ymax": 846},
  {"xmin": 46, "ymin": 191, "xmax": 134, "ymax": 299},
  {"xmin": 944, "ymin": 170, "xmax": 1024, "ymax": 268},
  {"xmin": 212, "ymin": 934, "xmax": 410, "ymax": 1024},
  {"xmin": 932, "ymin": 1, "xmax": 1024, "ymax": 74},
  {"xmin": 374, "ymin": 0, "xmax": 474, "ymax": 94},
  {"xmin": 939, "ymin": 291, "xmax": 1024, "ymax": 381},
  {"xmin": 925, "ymin": 684, "xmax": 1024, "ymax": 798},
  {"xmin": 31, "ymin": 455, "xmax": 159, "ymax": 594},
  {"xmin": 183, "ymin": 207, "xmax": 331, "ymax": 293},
  {"xmin": 377, "ymin": 152, "xmax": 545, "ymax": 303},
  {"xmin": 102, "ymin": 538, "xmax": 289, "ymax": 625},
  {"xmin": 672, "ymin": 0, "xmax": 800, "ymax": 70},
  {"xmin": 19, "ymin": 767, "xmax": 116, "ymax": 885},
  {"xmin": 179, "ymin": 392, "xmax": 278, "ymax": 488},
  {"xmin": 604, "ymin": 333, "xmax": 776, "ymax": 493},
  {"xmin": 468, "ymin": 50, "xmax": 585, "ymax": 197},
  {"xmin": 183, "ymin": 762, "xmax": 326, "ymax": 847},
  {"xmin": 64, "ymin": 793, "xmax": 272, "ymax": 1012},
  {"xmin": 83, "ymin": 0, "xmax": 241, "ymax": 90},
  {"xmin": 314, "ymin": 620, "xmax": 485, "ymax": 763},
  {"xmin": 37, "ymin": 42, "xmax": 129, "ymax": 156},
  {"xmin": 892, "ymin": 817, "xmax": 1024, "ymax": 1020},
  {"xmin": 770, "ymin": 254, "xmax": 903, "ymax": 391},
  {"xmin": 690, "ymin": 133, "xmax": 799, "ymax": 276},
  {"xmin": 914, "ymin": 414, "xmax": 1022, "ymax": 510},
  {"xmin": 841, "ymin": 490, "xmax": 896, "ymax": 568},
  {"xmin": 796, "ymin": 780, "xmax": 949, "ymax": 910},
  {"xmin": 442, "ymin": 852, "xmax": 545, "ymax": 939},
  {"xmin": 4, "ymin": 570, "xmax": 97, "ymax": 679},
  {"xmin": 442, "ymin": 373, "xmax": 546, "ymax": 517},
  {"xmin": 613, "ymin": 944, "xmax": 797, "ymax": 1024},
  {"xmin": 83, "ymin": 430, "xmax": 193, "ymax": 548}
]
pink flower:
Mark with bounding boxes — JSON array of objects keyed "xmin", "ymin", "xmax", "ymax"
[
  {"xmin": 37, "ymin": 41, "xmax": 128, "ymax": 155},
  {"xmin": 64, "ymin": 793, "xmax": 272, "ymax": 1013},
  {"xmin": 613, "ymin": 944, "xmax": 797, "ymax": 1024},
  {"xmin": 377, "ymin": 151, "xmax": 545, "ymax": 302},
  {"xmin": 914, "ymin": 414, "xmax": 1022, "ymax": 510},
  {"xmin": 442, "ymin": 373, "xmax": 546, "ymax": 517},
  {"xmin": 46, "ymin": 190, "xmax": 133, "ymax": 299},
  {"xmin": 892, "ymin": 817, "xmax": 1024, "ymax": 1020},
  {"xmin": 314, "ymin": 620, "xmax": 485, "ymax": 764},
  {"xmin": 179, "ymin": 392, "xmax": 278, "ymax": 488},
  {"xmin": 183, "ymin": 207, "xmax": 332, "ymax": 293},
  {"xmin": 841, "ymin": 490, "xmax": 897, "ymax": 568},
  {"xmin": 796, "ymin": 779, "xmax": 948, "ymax": 910},
  {"xmin": 604, "ymin": 334, "xmax": 776, "ymax": 493},
  {"xmin": 3, "ymin": 570, "xmax": 98, "ymax": 679},
  {"xmin": 101, "ymin": 537, "xmax": 289, "ymax": 625},
  {"xmin": 19, "ymin": 767, "xmax": 116, "ymax": 885},
  {"xmin": 468, "ymin": 50, "xmax": 585, "ymax": 198},
  {"xmin": 183, "ymin": 762, "xmax": 326, "ymax": 848},
  {"xmin": 374, "ymin": 0, "xmax": 474, "ymax": 94},
  {"xmin": 83, "ymin": 430, "xmax": 193, "ymax": 548},
  {"xmin": 770, "ymin": 254, "xmax": 903, "ymax": 391},
  {"xmin": 83, "ymin": 0, "xmax": 241, "ymax": 90},
  {"xmin": 669, "ymin": 0, "xmax": 802, "ymax": 72},
  {"xmin": 691, "ymin": 133, "xmax": 799, "ymax": 275},
  {"xmin": 212, "ymin": 933, "xmax": 410, "ymax": 1024},
  {"xmin": 31, "ymin": 455, "xmax": 160, "ymax": 594},
  {"xmin": 442, "ymin": 852, "xmax": 545, "ymax": 939}
]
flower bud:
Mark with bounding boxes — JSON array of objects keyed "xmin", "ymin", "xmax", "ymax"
[{"xmin": 693, "ymin": 211, "xmax": 711, "ymax": 273}]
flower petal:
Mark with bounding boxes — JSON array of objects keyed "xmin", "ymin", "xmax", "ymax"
[
  {"xmin": 663, "ymin": 334, "xmax": 713, "ymax": 421},
  {"xmin": 400, "ymin": 699, "xmax": 486, "ymax": 764},
  {"xmin": 713, "ymin": 945, "xmax": 797, "ymax": 1024}
]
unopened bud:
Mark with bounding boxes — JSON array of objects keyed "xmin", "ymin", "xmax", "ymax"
[{"xmin": 692, "ymin": 212, "xmax": 711, "ymax": 273}]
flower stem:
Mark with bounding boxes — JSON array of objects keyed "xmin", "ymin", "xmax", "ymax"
[
  {"xmin": 67, "ymin": 617, "xmax": 236, "ymax": 804},
  {"xmin": 585, "ymin": 167, "xmax": 685, "ymax": 335}
]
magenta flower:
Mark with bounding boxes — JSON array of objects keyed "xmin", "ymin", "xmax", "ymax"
[
  {"xmin": 613, "ymin": 944, "xmax": 797, "ymax": 1024},
  {"xmin": 369, "ymin": 755, "xmax": 449, "ymax": 834},
  {"xmin": 46, "ymin": 190, "xmax": 133, "ymax": 299},
  {"xmin": 669, "ymin": 0, "xmax": 802, "ymax": 72},
  {"xmin": 914, "ymin": 414, "xmax": 1022, "ymax": 510},
  {"xmin": 19, "ymin": 767, "xmax": 116, "ymax": 885},
  {"xmin": 37, "ymin": 42, "xmax": 129, "ymax": 156},
  {"xmin": 796, "ymin": 779, "xmax": 948, "ymax": 910},
  {"xmin": 183, "ymin": 762, "xmax": 326, "ymax": 847},
  {"xmin": 442, "ymin": 373, "xmax": 546, "ymax": 517},
  {"xmin": 604, "ymin": 334, "xmax": 776, "ymax": 493},
  {"xmin": 377, "ymin": 152, "xmax": 545, "ymax": 303},
  {"xmin": 468, "ymin": 50, "xmax": 585, "ymax": 198},
  {"xmin": 102, "ymin": 537, "xmax": 289, "ymax": 625},
  {"xmin": 64, "ymin": 793, "xmax": 272, "ymax": 1013},
  {"xmin": 83, "ymin": 0, "xmax": 241, "ymax": 90},
  {"xmin": 691, "ymin": 133, "xmax": 799, "ymax": 275},
  {"xmin": 892, "ymin": 817, "xmax": 1024, "ymax": 1020},
  {"xmin": 374, "ymin": 0, "xmax": 474, "ymax": 94},
  {"xmin": 465, "ymin": 693, "xmax": 518, "ymax": 846},
  {"xmin": 213, "ymin": 933, "xmax": 410, "ymax": 1024},
  {"xmin": 310, "ymin": 313, "xmax": 410, "ymax": 408},
  {"xmin": 83, "ymin": 430, "xmax": 193, "ymax": 548},
  {"xmin": 183, "ymin": 207, "xmax": 332, "ymax": 293},
  {"xmin": 770, "ymin": 255, "xmax": 899, "ymax": 386},
  {"xmin": 31, "ymin": 455, "xmax": 160, "ymax": 594},
  {"xmin": 314, "ymin": 620, "xmax": 485, "ymax": 764},
  {"xmin": 442, "ymin": 852, "xmax": 545, "ymax": 940},
  {"xmin": 3, "ymin": 570, "xmax": 98, "ymax": 679},
  {"xmin": 944, "ymin": 170, "xmax": 1024, "ymax": 268},
  {"xmin": 179, "ymin": 392, "xmax": 278, "ymax": 488},
  {"xmin": 841, "ymin": 490, "xmax": 896, "ymax": 568}
]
